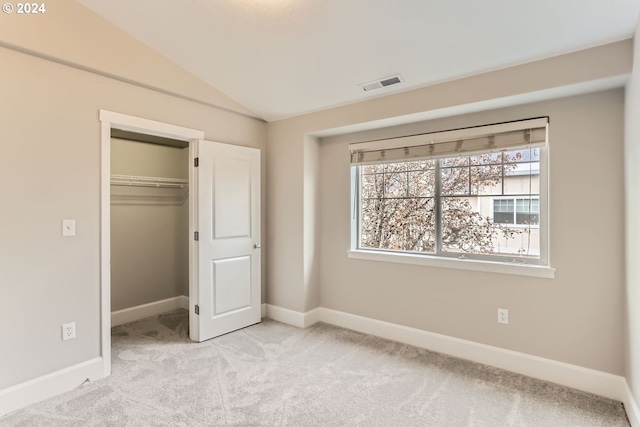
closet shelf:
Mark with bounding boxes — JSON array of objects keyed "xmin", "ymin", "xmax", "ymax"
[{"xmin": 110, "ymin": 174, "xmax": 188, "ymax": 189}]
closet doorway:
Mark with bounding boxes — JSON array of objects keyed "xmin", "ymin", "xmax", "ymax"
[
  {"xmin": 110, "ymin": 131, "xmax": 190, "ymax": 328},
  {"xmin": 99, "ymin": 111, "xmax": 262, "ymax": 378}
]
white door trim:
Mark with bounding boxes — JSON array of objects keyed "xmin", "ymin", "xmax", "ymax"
[{"xmin": 99, "ymin": 110, "xmax": 204, "ymax": 377}]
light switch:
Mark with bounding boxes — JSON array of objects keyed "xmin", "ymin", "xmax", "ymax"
[{"xmin": 62, "ymin": 219, "xmax": 76, "ymax": 237}]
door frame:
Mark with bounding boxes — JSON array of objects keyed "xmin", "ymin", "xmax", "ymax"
[{"xmin": 99, "ymin": 110, "xmax": 204, "ymax": 377}]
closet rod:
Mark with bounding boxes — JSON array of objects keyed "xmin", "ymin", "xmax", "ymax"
[{"xmin": 110, "ymin": 174, "xmax": 188, "ymax": 189}]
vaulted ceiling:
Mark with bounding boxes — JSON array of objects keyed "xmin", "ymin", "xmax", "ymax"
[{"xmin": 77, "ymin": 0, "xmax": 640, "ymax": 121}]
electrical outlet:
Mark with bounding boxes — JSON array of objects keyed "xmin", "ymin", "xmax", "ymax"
[
  {"xmin": 62, "ymin": 322, "xmax": 76, "ymax": 341},
  {"xmin": 497, "ymin": 308, "xmax": 509, "ymax": 324}
]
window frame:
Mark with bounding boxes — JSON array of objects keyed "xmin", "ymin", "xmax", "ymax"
[{"xmin": 348, "ymin": 119, "xmax": 553, "ymax": 278}]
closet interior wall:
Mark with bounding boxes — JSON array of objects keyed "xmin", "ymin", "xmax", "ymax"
[{"xmin": 110, "ymin": 137, "xmax": 189, "ymax": 312}]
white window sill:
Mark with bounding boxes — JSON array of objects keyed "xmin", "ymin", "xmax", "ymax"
[{"xmin": 347, "ymin": 250, "xmax": 555, "ymax": 279}]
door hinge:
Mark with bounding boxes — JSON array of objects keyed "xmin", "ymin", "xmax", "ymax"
[
  {"xmin": 194, "ymin": 157, "xmax": 199, "ymax": 167},
  {"xmin": 194, "ymin": 231, "xmax": 199, "ymax": 241},
  {"xmin": 195, "ymin": 304, "xmax": 199, "ymax": 315}
]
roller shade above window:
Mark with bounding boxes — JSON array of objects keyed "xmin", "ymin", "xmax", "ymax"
[{"xmin": 349, "ymin": 117, "xmax": 548, "ymax": 165}]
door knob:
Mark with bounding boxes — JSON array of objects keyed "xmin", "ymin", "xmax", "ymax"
[{"xmin": 254, "ymin": 243, "xmax": 261, "ymax": 249}]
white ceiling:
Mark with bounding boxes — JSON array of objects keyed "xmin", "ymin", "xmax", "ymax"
[{"xmin": 77, "ymin": 0, "xmax": 640, "ymax": 122}]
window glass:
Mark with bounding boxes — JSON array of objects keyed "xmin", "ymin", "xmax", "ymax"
[{"xmin": 357, "ymin": 149, "xmax": 543, "ymax": 261}]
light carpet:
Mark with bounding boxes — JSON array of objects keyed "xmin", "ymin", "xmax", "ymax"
[{"xmin": 1, "ymin": 309, "xmax": 630, "ymax": 426}]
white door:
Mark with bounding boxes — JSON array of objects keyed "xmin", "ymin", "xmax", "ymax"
[{"xmin": 190, "ymin": 140, "xmax": 261, "ymax": 342}]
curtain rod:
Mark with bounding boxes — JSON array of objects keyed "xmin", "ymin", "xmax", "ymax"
[{"xmin": 352, "ymin": 116, "xmax": 550, "ymax": 147}]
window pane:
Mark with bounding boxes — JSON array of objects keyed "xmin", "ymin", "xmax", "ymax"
[
  {"xmin": 441, "ymin": 167, "xmax": 470, "ymax": 195},
  {"xmin": 408, "ymin": 170, "xmax": 435, "ymax": 197},
  {"xmin": 504, "ymin": 163, "xmax": 539, "ymax": 195},
  {"xmin": 384, "ymin": 170, "xmax": 407, "ymax": 197},
  {"xmin": 441, "ymin": 197, "xmax": 497, "ymax": 254},
  {"xmin": 401, "ymin": 198, "xmax": 436, "ymax": 252},
  {"xmin": 494, "ymin": 199, "xmax": 514, "ymax": 212},
  {"xmin": 360, "ymin": 197, "xmax": 435, "ymax": 253},
  {"xmin": 470, "ymin": 165, "xmax": 503, "ymax": 195},
  {"xmin": 493, "ymin": 199, "xmax": 514, "ymax": 224}
]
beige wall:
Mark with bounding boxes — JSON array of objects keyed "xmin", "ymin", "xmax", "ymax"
[
  {"xmin": 267, "ymin": 41, "xmax": 631, "ymax": 374},
  {"xmin": 319, "ymin": 90, "xmax": 624, "ymax": 374},
  {"xmin": 625, "ymin": 16, "xmax": 640, "ymax": 412},
  {"xmin": 0, "ymin": 5, "xmax": 266, "ymax": 389},
  {"xmin": 110, "ymin": 139, "xmax": 189, "ymax": 311}
]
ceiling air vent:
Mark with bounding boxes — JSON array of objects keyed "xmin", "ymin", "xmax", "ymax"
[{"xmin": 359, "ymin": 74, "xmax": 404, "ymax": 92}]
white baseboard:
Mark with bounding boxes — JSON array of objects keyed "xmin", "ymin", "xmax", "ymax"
[
  {"xmin": 111, "ymin": 295, "xmax": 189, "ymax": 327},
  {"xmin": 265, "ymin": 304, "xmax": 628, "ymax": 405},
  {"xmin": 304, "ymin": 307, "xmax": 322, "ymax": 327},
  {"xmin": 264, "ymin": 304, "xmax": 322, "ymax": 328},
  {"xmin": 0, "ymin": 357, "xmax": 104, "ymax": 417},
  {"xmin": 264, "ymin": 304, "xmax": 306, "ymax": 328},
  {"xmin": 623, "ymin": 383, "xmax": 640, "ymax": 427}
]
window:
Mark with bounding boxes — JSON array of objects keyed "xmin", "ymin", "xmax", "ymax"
[
  {"xmin": 493, "ymin": 198, "xmax": 539, "ymax": 225},
  {"xmin": 350, "ymin": 118, "xmax": 548, "ymax": 266},
  {"xmin": 493, "ymin": 199, "xmax": 515, "ymax": 224}
]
